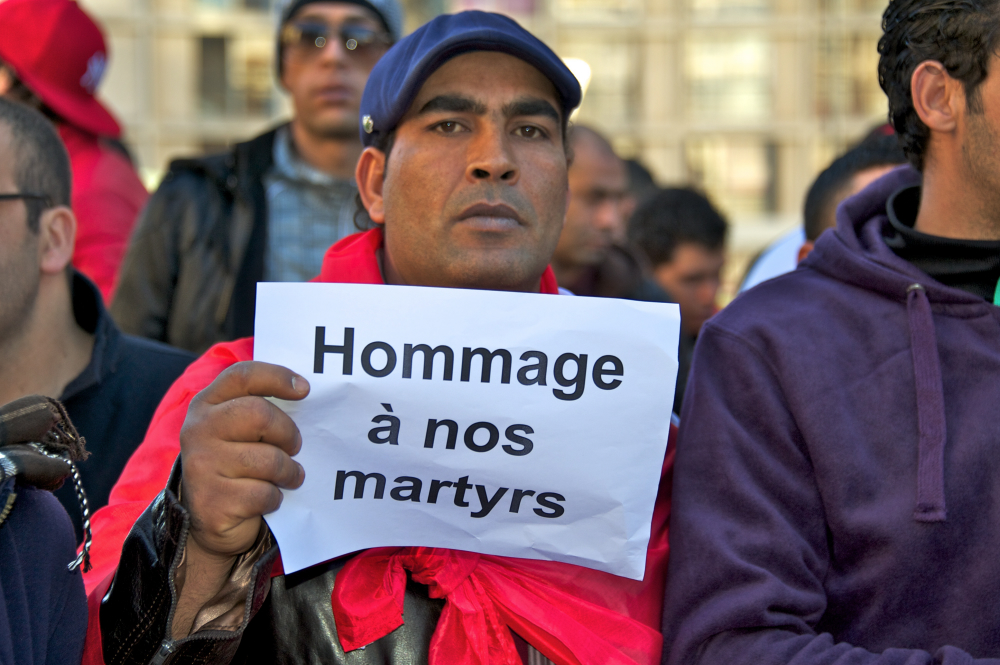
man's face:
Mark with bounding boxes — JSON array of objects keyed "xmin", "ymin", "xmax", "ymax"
[
  {"xmin": 376, "ymin": 51, "xmax": 569, "ymax": 291},
  {"xmin": 0, "ymin": 127, "xmax": 41, "ymax": 343},
  {"xmin": 653, "ymin": 243, "xmax": 724, "ymax": 337},
  {"xmin": 280, "ymin": 3, "xmax": 390, "ymax": 139},
  {"xmin": 553, "ymin": 134, "xmax": 630, "ymax": 268}
]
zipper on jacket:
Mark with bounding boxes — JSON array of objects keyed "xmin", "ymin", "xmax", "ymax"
[
  {"xmin": 147, "ymin": 496, "xmax": 255, "ymax": 662},
  {"xmin": 148, "ymin": 640, "xmax": 176, "ymax": 665}
]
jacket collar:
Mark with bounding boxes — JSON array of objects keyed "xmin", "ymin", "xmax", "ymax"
[
  {"xmin": 60, "ymin": 271, "xmax": 120, "ymax": 402},
  {"xmin": 313, "ymin": 227, "xmax": 561, "ymax": 294},
  {"xmin": 271, "ymin": 125, "xmax": 354, "ymax": 189},
  {"xmin": 166, "ymin": 124, "xmax": 284, "ymax": 198}
]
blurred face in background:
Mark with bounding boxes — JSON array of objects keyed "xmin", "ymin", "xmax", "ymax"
[
  {"xmin": 798, "ymin": 163, "xmax": 899, "ymax": 263},
  {"xmin": 280, "ymin": 2, "xmax": 390, "ymax": 140},
  {"xmin": 553, "ymin": 131, "xmax": 630, "ymax": 269},
  {"xmin": 653, "ymin": 242, "xmax": 724, "ymax": 337}
]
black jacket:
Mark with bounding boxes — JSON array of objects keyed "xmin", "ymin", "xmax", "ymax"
[
  {"xmin": 111, "ymin": 128, "xmax": 280, "ymax": 355},
  {"xmin": 100, "ymin": 462, "xmax": 445, "ymax": 665},
  {"xmin": 57, "ymin": 273, "xmax": 195, "ymax": 538}
]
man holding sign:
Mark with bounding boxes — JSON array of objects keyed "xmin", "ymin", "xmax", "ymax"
[{"xmin": 81, "ymin": 12, "xmax": 676, "ymax": 665}]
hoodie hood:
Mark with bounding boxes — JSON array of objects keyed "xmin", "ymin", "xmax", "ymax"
[{"xmin": 803, "ymin": 164, "xmax": 987, "ymax": 311}]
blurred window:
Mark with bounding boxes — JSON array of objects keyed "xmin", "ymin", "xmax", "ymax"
[
  {"xmin": 688, "ymin": 0, "xmax": 771, "ymax": 17},
  {"xmin": 815, "ymin": 34, "xmax": 885, "ymax": 118},
  {"xmin": 686, "ymin": 136, "xmax": 778, "ymax": 215},
  {"xmin": 197, "ymin": 0, "xmax": 272, "ymax": 9},
  {"xmin": 199, "ymin": 34, "xmax": 274, "ymax": 118},
  {"xmin": 818, "ymin": 0, "xmax": 886, "ymax": 13},
  {"xmin": 685, "ymin": 35, "xmax": 772, "ymax": 120},
  {"xmin": 451, "ymin": 0, "xmax": 537, "ymax": 14},
  {"xmin": 552, "ymin": 0, "xmax": 641, "ymax": 16},
  {"xmin": 199, "ymin": 36, "xmax": 228, "ymax": 116},
  {"xmin": 561, "ymin": 36, "xmax": 640, "ymax": 129}
]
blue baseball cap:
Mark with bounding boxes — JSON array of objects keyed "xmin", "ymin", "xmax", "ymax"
[{"xmin": 358, "ymin": 11, "xmax": 582, "ymax": 147}]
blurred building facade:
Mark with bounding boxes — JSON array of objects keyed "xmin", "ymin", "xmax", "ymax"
[{"xmin": 84, "ymin": 0, "xmax": 889, "ymax": 286}]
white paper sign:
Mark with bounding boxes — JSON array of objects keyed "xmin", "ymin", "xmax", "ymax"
[{"xmin": 254, "ymin": 283, "xmax": 679, "ymax": 580}]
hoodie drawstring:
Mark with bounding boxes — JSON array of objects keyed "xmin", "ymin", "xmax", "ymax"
[{"xmin": 906, "ymin": 283, "xmax": 947, "ymax": 523}]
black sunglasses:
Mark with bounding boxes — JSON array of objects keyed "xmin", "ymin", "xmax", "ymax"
[
  {"xmin": 0, "ymin": 192, "xmax": 51, "ymax": 205},
  {"xmin": 281, "ymin": 21, "xmax": 392, "ymax": 55}
]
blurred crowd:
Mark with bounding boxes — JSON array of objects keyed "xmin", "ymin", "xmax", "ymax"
[{"xmin": 2, "ymin": 0, "xmax": 1000, "ymax": 664}]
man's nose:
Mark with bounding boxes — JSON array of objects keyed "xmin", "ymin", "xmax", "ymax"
[
  {"xmin": 467, "ymin": 126, "xmax": 518, "ymax": 184},
  {"xmin": 594, "ymin": 198, "xmax": 627, "ymax": 241},
  {"xmin": 698, "ymin": 278, "xmax": 720, "ymax": 306},
  {"xmin": 316, "ymin": 32, "xmax": 350, "ymax": 66},
  {"xmin": 597, "ymin": 198, "xmax": 624, "ymax": 225}
]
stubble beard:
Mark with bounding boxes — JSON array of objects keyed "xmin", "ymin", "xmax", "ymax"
[
  {"xmin": 0, "ymin": 256, "xmax": 40, "ymax": 351},
  {"xmin": 962, "ymin": 111, "xmax": 1000, "ymax": 239}
]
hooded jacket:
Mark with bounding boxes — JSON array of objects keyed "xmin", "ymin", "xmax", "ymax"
[
  {"xmin": 82, "ymin": 229, "xmax": 673, "ymax": 665},
  {"xmin": 662, "ymin": 165, "xmax": 1000, "ymax": 665}
]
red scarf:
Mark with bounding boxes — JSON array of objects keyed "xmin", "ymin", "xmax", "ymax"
[{"xmin": 83, "ymin": 229, "xmax": 671, "ymax": 665}]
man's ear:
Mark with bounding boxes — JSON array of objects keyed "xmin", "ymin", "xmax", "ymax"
[
  {"xmin": 911, "ymin": 60, "xmax": 964, "ymax": 133},
  {"xmin": 797, "ymin": 240, "xmax": 814, "ymax": 264},
  {"xmin": 278, "ymin": 57, "xmax": 290, "ymax": 94},
  {"xmin": 356, "ymin": 147, "xmax": 387, "ymax": 225},
  {"xmin": 37, "ymin": 206, "xmax": 76, "ymax": 275},
  {"xmin": 0, "ymin": 67, "xmax": 12, "ymax": 95}
]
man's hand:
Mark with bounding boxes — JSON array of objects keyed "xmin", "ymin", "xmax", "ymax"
[
  {"xmin": 173, "ymin": 361, "xmax": 309, "ymax": 637},
  {"xmin": 181, "ymin": 360, "xmax": 309, "ymax": 558}
]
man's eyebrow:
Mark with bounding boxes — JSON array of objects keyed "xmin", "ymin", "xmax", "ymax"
[
  {"xmin": 417, "ymin": 95, "xmax": 488, "ymax": 116},
  {"xmin": 503, "ymin": 98, "xmax": 560, "ymax": 123}
]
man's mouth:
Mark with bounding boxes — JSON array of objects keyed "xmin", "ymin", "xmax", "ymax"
[
  {"xmin": 314, "ymin": 85, "xmax": 356, "ymax": 104},
  {"xmin": 456, "ymin": 203, "xmax": 525, "ymax": 231}
]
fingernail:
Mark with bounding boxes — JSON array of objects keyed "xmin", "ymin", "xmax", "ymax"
[{"xmin": 291, "ymin": 376, "xmax": 309, "ymax": 394}]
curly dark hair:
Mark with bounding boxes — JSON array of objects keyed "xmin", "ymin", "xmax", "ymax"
[
  {"xmin": 878, "ymin": 0, "xmax": 1000, "ymax": 171},
  {"xmin": 628, "ymin": 187, "xmax": 728, "ymax": 267}
]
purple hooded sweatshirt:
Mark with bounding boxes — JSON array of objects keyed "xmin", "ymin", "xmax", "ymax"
[{"xmin": 662, "ymin": 165, "xmax": 1000, "ymax": 665}]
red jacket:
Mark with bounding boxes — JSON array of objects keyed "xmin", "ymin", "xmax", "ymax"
[
  {"xmin": 83, "ymin": 229, "xmax": 673, "ymax": 665},
  {"xmin": 59, "ymin": 123, "xmax": 148, "ymax": 302}
]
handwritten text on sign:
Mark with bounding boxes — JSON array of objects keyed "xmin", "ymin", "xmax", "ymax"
[{"xmin": 254, "ymin": 283, "xmax": 679, "ymax": 580}]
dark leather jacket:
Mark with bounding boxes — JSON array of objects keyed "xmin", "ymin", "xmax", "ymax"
[
  {"xmin": 110, "ymin": 128, "xmax": 280, "ymax": 356},
  {"xmin": 100, "ymin": 463, "xmax": 444, "ymax": 665}
]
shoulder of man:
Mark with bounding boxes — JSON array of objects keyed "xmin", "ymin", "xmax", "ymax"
[
  {"xmin": 114, "ymin": 333, "xmax": 198, "ymax": 381},
  {"xmin": 710, "ymin": 264, "xmax": 853, "ymax": 350},
  {"xmin": 157, "ymin": 124, "xmax": 283, "ymax": 199}
]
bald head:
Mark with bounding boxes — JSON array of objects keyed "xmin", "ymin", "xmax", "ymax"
[
  {"xmin": 569, "ymin": 125, "xmax": 617, "ymax": 161},
  {"xmin": 552, "ymin": 125, "xmax": 631, "ymax": 285}
]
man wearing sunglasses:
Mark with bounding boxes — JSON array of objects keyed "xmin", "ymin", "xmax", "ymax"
[{"xmin": 111, "ymin": 0, "xmax": 403, "ymax": 356}]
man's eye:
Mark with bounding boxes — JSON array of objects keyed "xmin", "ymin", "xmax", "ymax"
[
  {"xmin": 515, "ymin": 126, "xmax": 545, "ymax": 139},
  {"xmin": 435, "ymin": 121, "xmax": 465, "ymax": 134}
]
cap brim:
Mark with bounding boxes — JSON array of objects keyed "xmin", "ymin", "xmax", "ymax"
[{"xmin": 17, "ymin": 70, "xmax": 121, "ymax": 138}]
